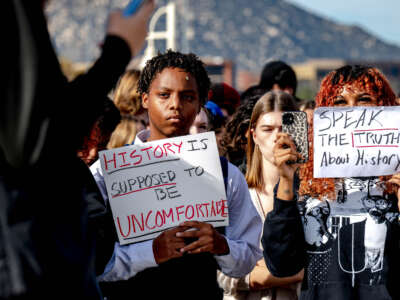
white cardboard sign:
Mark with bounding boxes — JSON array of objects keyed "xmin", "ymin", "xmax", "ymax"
[
  {"xmin": 313, "ymin": 106, "xmax": 400, "ymax": 178},
  {"xmin": 99, "ymin": 132, "xmax": 228, "ymax": 245}
]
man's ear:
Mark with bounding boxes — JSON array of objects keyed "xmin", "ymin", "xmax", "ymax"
[{"xmin": 142, "ymin": 93, "xmax": 149, "ymax": 109}]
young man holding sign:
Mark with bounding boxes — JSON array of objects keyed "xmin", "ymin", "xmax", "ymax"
[
  {"xmin": 90, "ymin": 50, "xmax": 262, "ymax": 299},
  {"xmin": 262, "ymin": 65, "xmax": 400, "ymax": 300}
]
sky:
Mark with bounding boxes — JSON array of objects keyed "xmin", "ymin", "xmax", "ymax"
[{"xmin": 286, "ymin": 0, "xmax": 400, "ymax": 47}]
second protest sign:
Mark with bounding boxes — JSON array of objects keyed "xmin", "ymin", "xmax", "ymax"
[{"xmin": 313, "ymin": 106, "xmax": 400, "ymax": 178}]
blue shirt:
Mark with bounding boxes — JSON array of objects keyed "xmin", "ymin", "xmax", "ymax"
[{"xmin": 90, "ymin": 130, "xmax": 262, "ymax": 281}]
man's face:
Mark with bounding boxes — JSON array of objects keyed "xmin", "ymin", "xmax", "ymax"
[{"xmin": 142, "ymin": 68, "xmax": 200, "ymax": 141}]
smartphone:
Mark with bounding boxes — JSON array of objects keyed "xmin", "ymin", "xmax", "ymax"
[
  {"xmin": 123, "ymin": 0, "xmax": 146, "ymax": 17},
  {"xmin": 281, "ymin": 111, "xmax": 309, "ymax": 164}
]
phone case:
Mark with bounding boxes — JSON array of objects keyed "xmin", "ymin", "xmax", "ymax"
[{"xmin": 282, "ymin": 111, "xmax": 309, "ymax": 163}]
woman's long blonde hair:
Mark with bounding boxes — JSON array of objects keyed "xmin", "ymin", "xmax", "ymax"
[
  {"xmin": 246, "ymin": 91, "xmax": 298, "ymax": 190},
  {"xmin": 107, "ymin": 69, "xmax": 142, "ymax": 148}
]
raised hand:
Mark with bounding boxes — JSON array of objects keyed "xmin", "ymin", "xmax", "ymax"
[
  {"xmin": 273, "ymin": 133, "xmax": 301, "ymax": 201},
  {"xmin": 273, "ymin": 132, "xmax": 301, "ymax": 180},
  {"xmin": 107, "ymin": 0, "xmax": 155, "ymax": 57}
]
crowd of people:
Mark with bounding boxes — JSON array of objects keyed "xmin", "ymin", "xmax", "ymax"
[{"xmin": 1, "ymin": 1, "xmax": 400, "ymax": 300}]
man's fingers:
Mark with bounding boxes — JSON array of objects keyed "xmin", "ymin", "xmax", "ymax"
[
  {"xmin": 160, "ymin": 227, "xmax": 189, "ymax": 243},
  {"xmin": 175, "ymin": 229, "xmax": 201, "ymax": 238},
  {"xmin": 180, "ymin": 238, "xmax": 212, "ymax": 254},
  {"xmin": 187, "ymin": 246, "xmax": 210, "ymax": 255},
  {"xmin": 180, "ymin": 239, "xmax": 202, "ymax": 253},
  {"xmin": 179, "ymin": 221, "xmax": 203, "ymax": 229},
  {"xmin": 173, "ymin": 241, "xmax": 186, "ymax": 250},
  {"xmin": 167, "ymin": 226, "xmax": 190, "ymax": 234}
]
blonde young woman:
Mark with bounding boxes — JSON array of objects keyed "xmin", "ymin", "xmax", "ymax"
[
  {"xmin": 218, "ymin": 91, "xmax": 303, "ymax": 300},
  {"xmin": 107, "ymin": 69, "xmax": 148, "ymax": 148}
]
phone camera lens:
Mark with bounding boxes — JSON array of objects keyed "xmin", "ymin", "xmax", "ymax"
[{"xmin": 282, "ymin": 113, "xmax": 294, "ymax": 125}]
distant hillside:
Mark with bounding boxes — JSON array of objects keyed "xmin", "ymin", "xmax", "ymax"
[{"xmin": 46, "ymin": 0, "xmax": 400, "ymax": 72}]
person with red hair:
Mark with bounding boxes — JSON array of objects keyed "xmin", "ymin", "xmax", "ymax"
[{"xmin": 261, "ymin": 65, "xmax": 400, "ymax": 300}]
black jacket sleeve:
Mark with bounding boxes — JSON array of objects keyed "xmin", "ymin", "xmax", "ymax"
[
  {"xmin": 67, "ymin": 35, "xmax": 131, "ymax": 106},
  {"xmin": 261, "ymin": 177, "xmax": 307, "ymax": 277},
  {"xmin": 0, "ymin": 1, "xmax": 131, "ymax": 298},
  {"xmin": 1, "ymin": 0, "xmax": 131, "ymax": 168}
]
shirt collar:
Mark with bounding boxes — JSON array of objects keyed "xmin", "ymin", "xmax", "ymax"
[{"xmin": 134, "ymin": 129, "xmax": 151, "ymax": 145}]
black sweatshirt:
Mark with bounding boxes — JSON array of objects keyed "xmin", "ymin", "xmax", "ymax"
[
  {"xmin": 1, "ymin": 1, "xmax": 131, "ymax": 299},
  {"xmin": 262, "ymin": 177, "xmax": 400, "ymax": 300}
]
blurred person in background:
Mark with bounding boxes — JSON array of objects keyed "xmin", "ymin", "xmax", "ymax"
[
  {"xmin": 107, "ymin": 69, "xmax": 149, "ymax": 149},
  {"xmin": 258, "ymin": 61, "xmax": 300, "ymax": 102},
  {"xmin": 240, "ymin": 85, "xmax": 268, "ymax": 104},
  {"xmin": 0, "ymin": 1, "xmax": 154, "ymax": 299},
  {"xmin": 189, "ymin": 107, "xmax": 209, "ymax": 135},
  {"xmin": 208, "ymin": 83, "xmax": 241, "ymax": 122},
  {"xmin": 77, "ymin": 96, "xmax": 121, "ymax": 165},
  {"xmin": 205, "ymin": 100, "xmax": 227, "ymax": 154},
  {"xmin": 221, "ymin": 87, "xmax": 267, "ymax": 174},
  {"xmin": 299, "ymin": 99, "xmax": 315, "ymax": 128}
]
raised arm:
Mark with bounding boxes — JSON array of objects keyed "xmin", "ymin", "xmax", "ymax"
[
  {"xmin": 262, "ymin": 133, "xmax": 306, "ymax": 277},
  {"xmin": 68, "ymin": 0, "xmax": 155, "ymax": 100}
]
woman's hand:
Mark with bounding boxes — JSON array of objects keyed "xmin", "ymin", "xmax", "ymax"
[
  {"xmin": 273, "ymin": 133, "xmax": 301, "ymax": 201},
  {"xmin": 249, "ymin": 259, "xmax": 304, "ymax": 291},
  {"xmin": 273, "ymin": 133, "xmax": 301, "ymax": 180},
  {"xmin": 388, "ymin": 173, "xmax": 400, "ymax": 209}
]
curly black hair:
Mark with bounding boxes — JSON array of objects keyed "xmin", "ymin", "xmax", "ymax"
[
  {"xmin": 220, "ymin": 93, "xmax": 262, "ymax": 167},
  {"xmin": 137, "ymin": 50, "xmax": 211, "ymax": 106}
]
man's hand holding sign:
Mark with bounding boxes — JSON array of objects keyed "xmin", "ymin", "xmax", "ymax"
[
  {"xmin": 177, "ymin": 221, "xmax": 230, "ymax": 255},
  {"xmin": 152, "ymin": 221, "xmax": 229, "ymax": 264}
]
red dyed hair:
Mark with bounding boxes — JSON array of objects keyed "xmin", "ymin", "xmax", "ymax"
[{"xmin": 298, "ymin": 65, "xmax": 397, "ymax": 200}]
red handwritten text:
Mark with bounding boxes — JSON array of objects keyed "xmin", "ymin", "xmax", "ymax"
[
  {"xmin": 103, "ymin": 141, "xmax": 183, "ymax": 173},
  {"xmin": 116, "ymin": 199, "xmax": 228, "ymax": 238}
]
